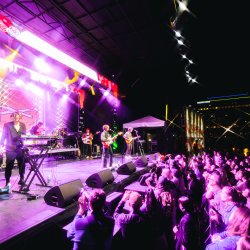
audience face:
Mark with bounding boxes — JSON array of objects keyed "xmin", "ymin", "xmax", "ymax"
[
  {"xmin": 13, "ymin": 113, "xmax": 21, "ymax": 122},
  {"xmin": 242, "ymin": 186, "xmax": 250, "ymax": 198},
  {"xmin": 220, "ymin": 187, "xmax": 231, "ymax": 202},
  {"xmin": 235, "ymin": 170, "xmax": 243, "ymax": 181}
]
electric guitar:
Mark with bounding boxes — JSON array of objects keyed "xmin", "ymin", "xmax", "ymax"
[
  {"xmin": 102, "ymin": 132, "xmax": 123, "ymax": 148},
  {"xmin": 82, "ymin": 131, "xmax": 100, "ymax": 144},
  {"xmin": 125, "ymin": 135, "xmax": 141, "ymax": 144}
]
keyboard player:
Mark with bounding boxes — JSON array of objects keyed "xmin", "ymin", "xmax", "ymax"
[{"xmin": 29, "ymin": 121, "xmax": 44, "ymax": 135}]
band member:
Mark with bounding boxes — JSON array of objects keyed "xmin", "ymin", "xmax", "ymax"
[
  {"xmin": 123, "ymin": 127, "xmax": 134, "ymax": 157},
  {"xmin": 29, "ymin": 121, "xmax": 44, "ymax": 135},
  {"xmin": 100, "ymin": 124, "xmax": 113, "ymax": 168},
  {"xmin": 82, "ymin": 128, "xmax": 93, "ymax": 159},
  {"xmin": 0, "ymin": 112, "xmax": 26, "ymax": 186}
]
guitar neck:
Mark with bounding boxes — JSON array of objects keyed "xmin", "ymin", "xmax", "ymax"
[
  {"xmin": 126, "ymin": 136, "xmax": 140, "ymax": 143},
  {"xmin": 102, "ymin": 132, "xmax": 122, "ymax": 148}
]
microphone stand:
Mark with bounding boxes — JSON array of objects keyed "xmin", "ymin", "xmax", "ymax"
[{"xmin": 134, "ymin": 129, "xmax": 144, "ymax": 156}]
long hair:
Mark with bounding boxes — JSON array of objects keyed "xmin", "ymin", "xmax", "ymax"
[
  {"xmin": 227, "ymin": 207, "xmax": 250, "ymax": 236},
  {"xmin": 237, "ymin": 236, "xmax": 250, "ymax": 250}
]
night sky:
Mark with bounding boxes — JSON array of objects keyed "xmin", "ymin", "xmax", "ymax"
[
  {"xmin": 0, "ymin": 1, "xmax": 249, "ymax": 127},
  {"xmin": 113, "ymin": 1, "xmax": 249, "ymax": 122}
]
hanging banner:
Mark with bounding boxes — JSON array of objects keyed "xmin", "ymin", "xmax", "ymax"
[{"xmin": 0, "ymin": 13, "xmax": 20, "ymax": 37}]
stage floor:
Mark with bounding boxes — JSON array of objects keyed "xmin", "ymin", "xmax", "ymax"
[{"xmin": 0, "ymin": 154, "xmax": 149, "ymax": 250}]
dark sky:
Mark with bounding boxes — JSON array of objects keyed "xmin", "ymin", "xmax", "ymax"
[
  {"xmin": 115, "ymin": 1, "xmax": 249, "ymax": 121},
  {"xmin": 0, "ymin": 0, "xmax": 248, "ymax": 124}
]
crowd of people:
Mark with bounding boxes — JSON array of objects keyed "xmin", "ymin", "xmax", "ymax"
[
  {"xmin": 0, "ymin": 112, "xmax": 249, "ymax": 249},
  {"xmin": 66, "ymin": 150, "xmax": 250, "ymax": 250}
]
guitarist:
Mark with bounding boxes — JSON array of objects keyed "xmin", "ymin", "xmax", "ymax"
[
  {"xmin": 82, "ymin": 128, "xmax": 93, "ymax": 159},
  {"xmin": 100, "ymin": 124, "xmax": 113, "ymax": 168},
  {"xmin": 101, "ymin": 124, "xmax": 122, "ymax": 169},
  {"xmin": 123, "ymin": 127, "xmax": 134, "ymax": 158}
]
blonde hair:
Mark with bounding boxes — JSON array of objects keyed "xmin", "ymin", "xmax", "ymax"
[
  {"xmin": 227, "ymin": 207, "xmax": 250, "ymax": 236},
  {"xmin": 103, "ymin": 124, "xmax": 109, "ymax": 130}
]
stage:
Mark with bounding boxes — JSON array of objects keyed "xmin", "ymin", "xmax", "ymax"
[{"xmin": 0, "ymin": 153, "xmax": 151, "ymax": 250}]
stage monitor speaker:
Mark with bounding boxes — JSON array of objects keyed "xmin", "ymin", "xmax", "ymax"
[
  {"xmin": 44, "ymin": 179, "xmax": 83, "ymax": 208},
  {"xmin": 85, "ymin": 169, "xmax": 114, "ymax": 188},
  {"xmin": 133, "ymin": 155, "xmax": 148, "ymax": 168},
  {"xmin": 117, "ymin": 161, "xmax": 136, "ymax": 175}
]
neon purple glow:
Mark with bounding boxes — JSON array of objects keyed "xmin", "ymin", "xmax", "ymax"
[{"xmin": 16, "ymin": 31, "xmax": 98, "ymax": 82}]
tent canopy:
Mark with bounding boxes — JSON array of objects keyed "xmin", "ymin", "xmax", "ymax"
[{"xmin": 123, "ymin": 115, "xmax": 165, "ymax": 129}]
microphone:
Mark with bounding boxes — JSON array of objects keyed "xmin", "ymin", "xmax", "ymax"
[
  {"xmin": 109, "ymin": 129, "xmax": 114, "ymax": 132},
  {"xmin": 134, "ymin": 129, "xmax": 138, "ymax": 132}
]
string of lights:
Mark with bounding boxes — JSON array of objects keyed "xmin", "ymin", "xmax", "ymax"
[{"xmin": 169, "ymin": 0, "xmax": 199, "ymax": 86}]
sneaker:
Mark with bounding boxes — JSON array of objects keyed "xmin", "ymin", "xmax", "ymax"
[{"xmin": 5, "ymin": 183, "xmax": 11, "ymax": 193}]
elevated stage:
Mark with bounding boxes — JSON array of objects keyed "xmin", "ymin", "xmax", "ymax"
[{"xmin": 0, "ymin": 154, "xmax": 153, "ymax": 250}]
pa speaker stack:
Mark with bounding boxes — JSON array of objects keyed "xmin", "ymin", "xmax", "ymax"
[
  {"xmin": 44, "ymin": 179, "xmax": 83, "ymax": 208},
  {"xmin": 85, "ymin": 169, "xmax": 114, "ymax": 188},
  {"xmin": 117, "ymin": 161, "xmax": 136, "ymax": 175},
  {"xmin": 133, "ymin": 155, "xmax": 148, "ymax": 168}
]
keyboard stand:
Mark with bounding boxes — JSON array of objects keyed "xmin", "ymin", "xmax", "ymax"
[{"xmin": 13, "ymin": 146, "xmax": 54, "ymax": 194}]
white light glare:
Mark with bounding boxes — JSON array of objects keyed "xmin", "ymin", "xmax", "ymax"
[
  {"xmin": 34, "ymin": 58, "xmax": 51, "ymax": 73},
  {"xmin": 177, "ymin": 39, "xmax": 184, "ymax": 46},
  {"xmin": 16, "ymin": 31, "xmax": 98, "ymax": 82},
  {"xmin": 174, "ymin": 30, "xmax": 182, "ymax": 38}
]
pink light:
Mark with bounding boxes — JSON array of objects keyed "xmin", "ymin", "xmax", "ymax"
[{"xmin": 16, "ymin": 31, "xmax": 98, "ymax": 82}]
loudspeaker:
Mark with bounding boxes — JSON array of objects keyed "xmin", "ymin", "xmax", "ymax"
[
  {"xmin": 44, "ymin": 179, "xmax": 83, "ymax": 208},
  {"xmin": 117, "ymin": 161, "xmax": 136, "ymax": 175},
  {"xmin": 85, "ymin": 169, "xmax": 114, "ymax": 188},
  {"xmin": 133, "ymin": 155, "xmax": 148, "ymax": 168}
]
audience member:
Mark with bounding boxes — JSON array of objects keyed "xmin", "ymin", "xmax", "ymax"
[
  {"xmin": 173, "ymin": 196, "xmax": 200, "ymax": 250},
  {"xmin": 141, "ymin": 188, "xmax": 168, "ymax": 250},
  {"xmin": 113, "ymin": 190, "xmax": 150, "ymax": 250},
  {"xmin": 67, "ymin": 191, "xmax": 89, "ymax": 241},
  {"xmin": 206, "ymin": 207, "xmax": 250, "ymax": 250},
  {"xmin": 236, "ymin": 236, "xmax": 250, "ymax": 250},
  {"xmin": 71, "ymin": 189, "xmax": 114, "ymax": 250}
]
